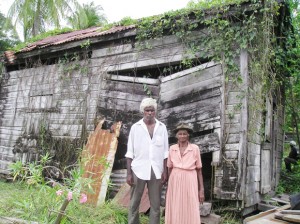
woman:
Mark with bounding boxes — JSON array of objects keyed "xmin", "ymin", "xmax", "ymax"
[{"xmin": 165, "ymin": 123, "xmax": 205, "ymax": 224}]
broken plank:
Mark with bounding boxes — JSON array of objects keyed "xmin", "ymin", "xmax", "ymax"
[
  {"xmin": 282, "ymin": 215, "xmax": 300, "ymax": 223},
  {"xmin": 281, "ymin": 210, "xmax": 300, "ymax": 215}
]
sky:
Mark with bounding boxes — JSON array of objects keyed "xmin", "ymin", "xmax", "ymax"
[{"xmin": 0, "ymin": 0, "xmax": 192, "ymax": 23}]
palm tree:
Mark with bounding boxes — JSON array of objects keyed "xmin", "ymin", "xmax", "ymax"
[
  {"xmin": 6, "ymin": 0, "xmax": 82, "ymax": 40},
  {"xmin": 0, "ymin": 12, "xmax": 19, "ymax": 53},
  {"xmin": 67, "ymin": 2, "xmax": 107, "ymax": 30}
]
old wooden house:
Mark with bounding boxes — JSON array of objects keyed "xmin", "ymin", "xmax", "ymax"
[{"xmin": 0, "ymin": 0, "xmax": 290, "ymax": 215}]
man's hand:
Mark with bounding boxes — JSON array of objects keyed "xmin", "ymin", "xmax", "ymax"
[
  {"xmin": 161, "ymin": 170, "xmax": 168, "ymax": 185},
  {"xmin": 127, "ymin": 173, "xmax": 134, "ymax": 186}
]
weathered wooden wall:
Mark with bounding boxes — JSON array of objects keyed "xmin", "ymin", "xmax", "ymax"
[
  {"xmin": 0, "ymin": 60, "xmax": 101, "ymax": 173},
  {"xmin": 211, "ymin": 50, "xmax": 284, "ymax": 214}
]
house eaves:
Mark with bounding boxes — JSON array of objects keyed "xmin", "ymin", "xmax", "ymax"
[{"xmin": 3, "ymin": 25, "xmax": 136, "ymax": 65}]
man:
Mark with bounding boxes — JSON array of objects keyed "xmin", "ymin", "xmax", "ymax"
[
  {"xmin": 125, "ymin": 97, "xmax": 169, "ymax": 224},
  {"xmin": 284, "ymin": 141, "xmax": 299, "ymax": 172}
]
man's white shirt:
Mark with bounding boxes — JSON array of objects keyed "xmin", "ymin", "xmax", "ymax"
[{"xmin": 125, "ymin": 119, "xmax": 169, "ymax": 180}]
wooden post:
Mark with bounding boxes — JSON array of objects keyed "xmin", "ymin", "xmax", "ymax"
[{"xmin": 54, "ymin": 199, "xmax": 70, "ymax": 224}]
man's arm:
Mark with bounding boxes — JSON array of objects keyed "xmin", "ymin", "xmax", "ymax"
[
  {"xmin": 125, "ymin": 127, "xmax": 134, "ymax": 186},
  {"xmin": 126, "ymin": 158, "xmax": 134, "ymax": 186},
  {"xmin": 161, "ymin": 158, "xmax": 168, "ymax": 184},
  {"xmin": 161, "ymin": 126, "xmax": 169, "ymax": 184}
]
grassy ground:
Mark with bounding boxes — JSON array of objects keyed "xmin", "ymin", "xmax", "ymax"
[
  {"xmin": 0, "ymin": 179, "xmax": 244, "ymax": 224},
  {"xmin": 0, "ymin": 180, "xmax": 145, "ymax": 224}
]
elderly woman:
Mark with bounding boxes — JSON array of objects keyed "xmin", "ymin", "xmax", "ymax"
[{"xmin": 165, "ymin": 123, "xmax": 204, "ymax": 224}]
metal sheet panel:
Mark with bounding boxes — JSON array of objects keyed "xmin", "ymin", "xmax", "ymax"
[
  {"xmin": 113, "ymin": 183, "xmax": 150, "ymax": 213},
  {"xmin": 82, "ymin": 119, "xmax": 122, "ymax": 205}
]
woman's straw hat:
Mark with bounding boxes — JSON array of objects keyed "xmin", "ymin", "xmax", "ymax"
[{"xmin": 173, "ymin": 123, "xmax": 193, "ymax": 134}]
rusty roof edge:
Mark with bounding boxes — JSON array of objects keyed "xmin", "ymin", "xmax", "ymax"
[
  {"xmin": 4, "ymin": 25, "xmax": 136, "ymax": 64},
  {"xmin": 6, "ymin": 27, "xmax": 137, "ymax": 64},
  {"xmin": 18, "ymin": 25, "xmax": 136, "ymax": 53}
]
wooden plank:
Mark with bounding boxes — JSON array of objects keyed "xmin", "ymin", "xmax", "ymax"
[
  {"xmin": 0, "ymin": 216, "xmax": 39, "ymax": 224},
  {"xmin": 246, "ymin": 166, "xmax": 260, "ymax": 183},
  {"xmin": 223, "ymin": 145, "xmax": 239, "ymax": 153},
  {"xmin": 160, "ymin": 76, "xmax": 221, "ymax": 102},
  {"xmin": 192, "ymin": 132, "xmax": 220, "ymax": 153},
  {"xmin": 248, "ymin": 153, "xmax": 260, "ymax": 166},
  {"xmin": 245, "ymin": 192, "xmax": 261, "ymax": 208},
  {"xmin": 283, "ymin": 215, "xmax": 300, "ymax": 223},
  {"xmin": 226, "ymin": 133, "xmax": 240, "ymax": 144},
  {"xmin": 103, "ymin": 54, "xmax": 184, "ymax": 71},
  {"xmin": 98, "ymin": 98, "xmax": 146, "ymax": 112},
  {"xmin": 248, "ymin": 142, "xmax": 261, "ymax": 155},
  {"xmin": 92, "ymin": 43, "xmax": 134, "ymax": 58},
  {"xmin": 227, "ymin": 91, "xmax": 243, "ymax": 105},
  {"xmin": 245, "ymin": 182, "xmax": 260, "ymax": 197},
  {"xmin": 109, "ymin": 75, "xmax": 159, "ymax": 85},
  {"xmin": 224, "ymin": 114, "xmax": 240, "ymax": 124},
  {"xmin": 160, "ymin": 87, "xmax": 221, "ymax": 109},
  {"xmin": 99, "ymin": 90, "xmax": 149, "ymax": 102},
  {"xmin": 236, "ymin": 50, "xmax": 249, "ymax": 200},
  {"xmin": 91, "ymin": 43, "xmax": 184, "ymax": 71},
  {"xmin": 281, "ymin": 210, "xmax": 300, "ymax": 215},
  {"xmin": 224, "ymin": 151, "xmax": 238, "ymax": 159},
  {"xmin": 160, "ymin": 61, "xmax": 220, "ymax": 83},
  {"xmin": 93, "ymin": 34, "xmax": 183, "ymax": 60},
  {"xmin": 224, "ymin": 124, "xmax": 241, "ymax": 134},
  {"xmin": 159, "ymin": 96, "xmax": 220, "ymax": 119},
  {"xmin": 103, "ymin": 80, "xmax": 159, "ymax": 96}
]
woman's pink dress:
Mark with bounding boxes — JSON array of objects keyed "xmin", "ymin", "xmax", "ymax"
[{"xmin": 165, "ymin": 143, "xmax": 202, "ymax": 224}]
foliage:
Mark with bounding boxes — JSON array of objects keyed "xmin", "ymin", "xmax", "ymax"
[
  {"xmin": 10, "ymin": 153, "xmax": 51, "ymax": 184},
  {"xmin": 0, "ymin": 179, "xmax": 131, "ymax": 223},
  {"xmin": 67, "ymin": 1, "xmax": 108, "ymax": 30},
  {"xmin": 276, "ymin": 143, "xmax": 300, "ymax": 194},
  {"xmin": 0, "ymin": 12, "xmax": 20, "ymax": 53},
  {"xmin": 6, "ymin": 0, "xmax": 83, "ymax": 40},
  {"xmin": 212, "ymin": 200, "xmax": 242, "ymax": 223},
  {"xmin": 283, "ymin": 0, "xmax": 300, "ymax": 145},
  {"xmin": 7, "ymin": 152, "xmax": 106, "ymax": 223}
]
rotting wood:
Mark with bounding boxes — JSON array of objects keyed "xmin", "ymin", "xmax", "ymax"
[
  {"xmin": 282, "ymin": 215, "xmax": 300, "ymax": 223},
  {"xmin": 103, "ymin": 80, "xmax": 160, "ymax": 96},
  {"xmin": 280, "ymin": 210, "xmax": 300, "ymax": 215},
  {"xmin": 109, "ymin": 75, "xmax": 159, "ymax": 85},
  {"xmin": 243, "ymin": 204, "xmax": 291, "ymax": 224},
  {"xmin": 81, "ymin": 119, "xmax": 122, "ymax": 206}
]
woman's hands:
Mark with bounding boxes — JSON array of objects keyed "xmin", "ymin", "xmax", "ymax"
[{"xmin": 198, "ymin": 190, "xmax": 205, "ymax": 204}]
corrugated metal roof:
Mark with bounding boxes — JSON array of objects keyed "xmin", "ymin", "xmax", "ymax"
[
  {"xmin": 19, "ymin": 25, "xmax": 136, "ymax": 53},
  {"xmin": 3, "ymin": 51, "xmax": 17, "ymax": 65},
  {"xmin": 3, "ymin": 25, "xmax": 136, "ymax": 64},
  {"xmin": 81, "ymin": 119, "xmax": 122, "ymax": 206}
]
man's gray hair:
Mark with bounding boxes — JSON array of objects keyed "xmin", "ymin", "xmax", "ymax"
[{"xmin": 140, "ymin": 98, "xmax": 157, "ymax": 113}]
